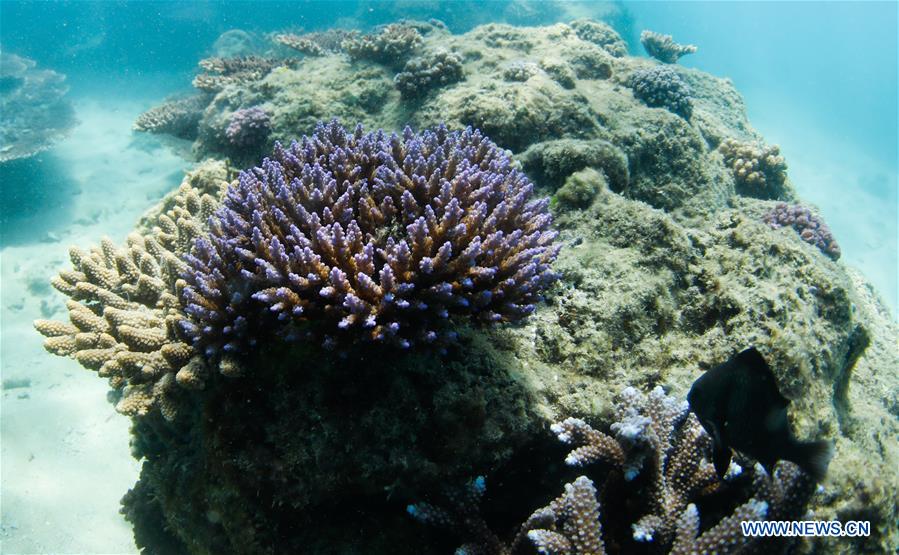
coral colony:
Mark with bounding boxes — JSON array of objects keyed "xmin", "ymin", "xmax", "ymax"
[
  {"xmin": 225, "ymin": 106, "xmax": 272, "ymax": 147},
  {"xmin": 640, "ymin": 30, "xmax": 697, "ymax": 64},
  {"xmin": 180, "ymin": 120, "xmax": 560, "ymax": 356},
  {"xmin": 628, "ymin": 65, "xmax": 693, "ymax": 119},
  {"xmin": 409, "ymin": 387, "xmax": 815, "ymax": 554},
  {"xmin": 764, "ymin": 202, "xmax": 841, "ymax": 260}
]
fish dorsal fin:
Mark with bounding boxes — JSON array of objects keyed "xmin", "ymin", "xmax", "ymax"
[{"xmin": 739, "ymin": 346, "xmax": 790, "ymax": 407}]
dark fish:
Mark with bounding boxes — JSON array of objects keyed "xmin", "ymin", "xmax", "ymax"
[{"xmin": 688, "ymin": 347, "xmax": 833, "ymax": 481}]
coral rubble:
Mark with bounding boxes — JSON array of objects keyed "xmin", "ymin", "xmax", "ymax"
[
  {"xmin": 764, "ymin": 202, "xmax": 841, "ymax": 260},
  {"xmin": 0, "ymin": 52, "xmax": 76, "ymax": 163},
  {"xmin": 640, "ymin": 30, "xmax": 698, "ymax": 64},
  {"xmin": 181, "ymin": 120, "xmax": 559, "ymax": 357}
]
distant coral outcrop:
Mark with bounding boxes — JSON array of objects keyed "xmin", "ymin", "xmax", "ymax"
[
  {"xmin": 0, "ymin": 52, "xmax": 76, "ymax": 162},
  {"xmin": 640, "ymin": 30, "xmax": 698, "ymax": 64}
]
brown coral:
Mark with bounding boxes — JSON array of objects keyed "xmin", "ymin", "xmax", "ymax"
[
  {"xmin": 342, "ymin": 23, "xmax": 423, "ymax": 68},
  {"xmin": 34, "ymin": 163, "xmax": 229, "ymax": 420},
  {"xmin": 720, "ymin": 137, "xmax": 788, "ymax": 198}
]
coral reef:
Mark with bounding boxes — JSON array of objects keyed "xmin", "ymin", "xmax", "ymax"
[
  {"xmin": 570, "ymin": 19, "xmax": 628, "ymax": 57},
  {"xmin": 628, "ymin": 65, "xmax": 693, "ymax": 119},
  {"xmin": 410, "ymin": 387, "xmax": 816, "ymax": 554},
  {"xmin": 224, "ymin": 106, "xmax": 271, "ymax": 147},
  {"xmin": 552, "ymin": 168, "xmax": 605, "ymax": 211},
  {"xmin": 275, "ymin": 32, "xmax": 327, "ymax": 56},
  {"xmin": 133, "ymin": 94, "xmax": 209, "ymax": 140},
  {"xmin": 342, "ymin": 23, "xmax": 423, "ymax": 68},
  {"xmin": 640, "ymin": 30, "xmax": 697, "ymax": 64},
  {"xmin": 394, "ymin": 49, "xmax": 464, "ymax": 99},
  {"xmin": 502, "ymin": 61, "xmax": 540, "ymax": 82},
  {"xmin": 34, "ymin": 18, "xmax": 899, "ymax": 555},
  {"xmin": 763, "ymin": 202, "xmax": 841, "ymax": 260},
  {"xmin": 0, "ymin": 52, "xmax": 76, "ymax": 163},
  {"xmin": 720, "ymin": 138, "xmax": 789, "ymax": 199},
  {"xmin": 34, "ymin": 161, "xmax": 230, "ymax": 420},
  {"xmin": 193, "ymin": 56, "xmax": 291, "ymax": 92},
  {"xmin": 520, "ymin": 138, "xmax": 629, "ymax": 192},
  {"xmin": 275, "ymin": 29, "xmax": 355, "ymax": 56},
  {"xmin": 181, "ymin": 120, "xmax": 559, "ymax": 357}
]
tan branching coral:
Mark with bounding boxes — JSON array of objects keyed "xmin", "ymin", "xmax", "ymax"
[
  {"xmin": 133, "ymin": 94, "xmax": 210, "ymax": 140},
  {"xmin": 720, "ymin": 137, "xmax": 788, "ymax": 198},
  {"xmin": 34, "ymin": 163, "xmax": 228, "ymax": 420},
  {"xmin": 640, "ymin": 30, "xmax": 697, "ymax": 64},
  {"xmin": 275, "ymin": 33, "xmax": 324, "ymax": 56},
  {"xmin": 342, "ymin": 23, "xmax": 423, "ymax": 67},
  {"xmin": 192, "ymin": 56, "xmax": 290, "ymax": 92},
  {"xmin": 275, "ymin": 30, "xmax": 353, "ymax": 56}
]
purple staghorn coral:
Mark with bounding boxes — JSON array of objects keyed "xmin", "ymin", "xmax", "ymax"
[
  {"xmin": 225, "ymin": 106, "xmax": 272, "ymax": 147},
  {"xmin": 763, "ymin": 202, "xmax": 841, "ymax": 260},
  {"xmin": 180, "ymin": 120, "xmax": 559, "ymax": 357}
]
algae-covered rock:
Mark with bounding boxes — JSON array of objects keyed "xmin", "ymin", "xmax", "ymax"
[{"xmin": 123, "ymin": 332, "xmax": 542, "ymax": 554}]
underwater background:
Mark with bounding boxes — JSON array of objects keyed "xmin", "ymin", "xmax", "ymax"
[{"xmin": 1, "ymin": 1, "xmax": 897, "ymax": 554}]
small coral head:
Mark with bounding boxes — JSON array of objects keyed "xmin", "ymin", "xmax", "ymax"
[{"xmin": 181, "ymin": 120, "xmax": 560, "ymax": 356}]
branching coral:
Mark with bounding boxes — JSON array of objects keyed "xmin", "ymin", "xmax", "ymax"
[
  {"xmin": 0, "ymin": 51, "xmax": 76, "ymax": 162},
  {"xmin": 225, "ymin": 106, "xmax": 271, "ymax": 147},
  {"xmin": 628, "ymin": 66, "xmax": 693, "ymax": 119},
  {"xmin": 342, "ymin": 23, "xmax": 423, "ymax": 67},
  {"xmin": 640, "ymin": 31, "xmax": 697, "ymax": 64},
  {"xmin": 409, "ymin": 386, "xmax": 817, "ymax": 554},
  {"xmin": 764, "ymin": 202, "xmax": 841, "ymax": 260},
  {"xmin": 34, "ymin": 163, "xmax": 228, "ymax": 420},
  {"xmin": 180, "ymin": 120, "xmax": 559, "ymax": 359},
  {"xmin": 720, "ymin": 138, "xmax": 788, "ymax": 198},
  {"xmin": 394, "ymin": 49, "xmax": 464, "ymax": 99},
  {"xmin": 134, "ymin": 94, "xmax": 210, "ymax": 140},
  {"xmin": 275, "ymin": 29, "xmax": 353, "ymax": 56},
  {"xmin": 192, "ymin": 56, "xmax": 290, "ymax": 92}
]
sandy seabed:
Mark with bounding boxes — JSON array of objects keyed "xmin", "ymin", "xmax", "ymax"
[{"xmin": 1, "ymin": 99, "xmax": 186, "ymax": 554}]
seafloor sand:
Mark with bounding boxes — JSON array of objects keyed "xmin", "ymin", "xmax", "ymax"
[
  {"xmin": 0, "ymin": 96, "xmax": 895, "ymax": 554},
  {"xmin": 1, "ymin": 99, "xmax": 186, "ymax": 554}
]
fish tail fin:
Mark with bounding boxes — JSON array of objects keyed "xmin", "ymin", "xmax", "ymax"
[{"xmin": 790, "ymin": 439, "xmax": 834, "ymax": 481}]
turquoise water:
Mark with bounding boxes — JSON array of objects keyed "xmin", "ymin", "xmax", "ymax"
[{"xmin": 1, "ymin": 2, "xmax": 896, "ymax": 553}]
